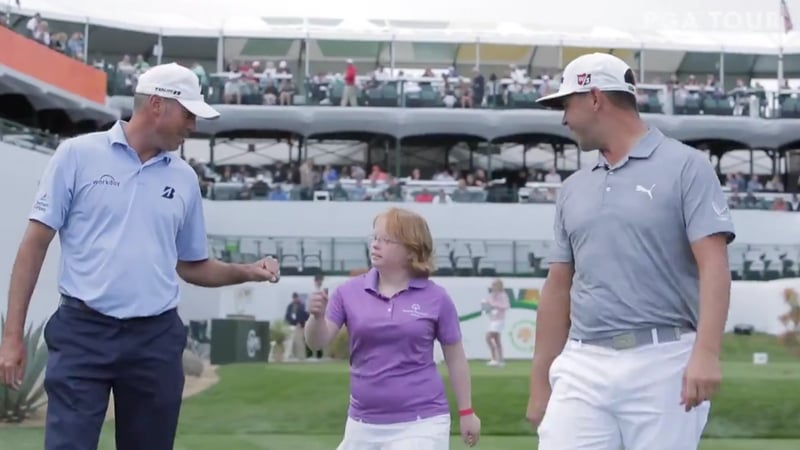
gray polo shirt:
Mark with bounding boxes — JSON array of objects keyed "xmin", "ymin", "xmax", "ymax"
[{"xmin": 549, "ymin": 127, "xmax": 736, "ymax": 341}]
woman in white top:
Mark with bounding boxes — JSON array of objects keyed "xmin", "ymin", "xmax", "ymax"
[{"xmin": 482, "ymin": 279, "xmax": 510, "ymax": 367}]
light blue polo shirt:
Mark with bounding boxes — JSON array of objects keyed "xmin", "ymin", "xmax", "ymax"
[
  {"xmin": 29, "ymin": 121, "xmax": 208, "ymax": 319},
  {"xmin": 548, "ymin": 128, "xmax": 736, "ymax": 341}
]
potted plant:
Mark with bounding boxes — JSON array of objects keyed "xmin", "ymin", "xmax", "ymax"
[{"xmin": 269, "ymin": 320, "xmax": 289, "ymax": 362}]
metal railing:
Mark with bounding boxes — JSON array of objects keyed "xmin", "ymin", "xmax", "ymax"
[
  {"xmin": 209, "ymin": 235, "xmax": 800, "ymax": 281},
  {"xmin": 103, "ymin": 67, "xmax": 797, "ymax": 119},
  {"xmin": 204, "ymin": 179, "xmax": 797, "ymax": 210},
  {"xmin": 0, "ymin": 118, "xmax": 60, "ymax": 153}
]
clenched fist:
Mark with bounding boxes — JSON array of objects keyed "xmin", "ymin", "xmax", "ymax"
[{"xmin": 307, "ymin": 290, "xmax": 328, "ymax": 319}]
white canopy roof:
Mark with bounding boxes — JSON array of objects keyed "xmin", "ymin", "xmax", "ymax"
[{"xmin": 10, "ymin": 0, "xmax": 800, "ymax": 54}]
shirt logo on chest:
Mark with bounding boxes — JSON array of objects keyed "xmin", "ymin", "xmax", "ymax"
[
  {"xmin": 162, "ymin": 186, "xmax": 176, "ymax": 199},
  {"xmin": 401, "ymin": 303, "xmax": 429, "ymax": 318},
  {"xmin": 635, "ymin": 183, "xmax": 656, "ymax": 200},
  {"xmin": 92, "ymin": 174, "xmax": 120, "ymax": 187}
]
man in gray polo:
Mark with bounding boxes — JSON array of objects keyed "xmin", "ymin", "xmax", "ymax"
[
  {"xmin": 525, "ymin": 53, "xmax": 735, "ymax": 449},
  {"xmin": 0, "ymin": 63, "xmax": 281, "ymax": 450}
]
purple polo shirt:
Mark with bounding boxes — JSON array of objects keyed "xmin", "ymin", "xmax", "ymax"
[{"xmin": 326, "ymin": 268, "xmax": 462, "ymax": 424}]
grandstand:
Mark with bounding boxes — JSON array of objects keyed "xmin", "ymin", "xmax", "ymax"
[
  {"xmin": 2, "ymin": 2, "xmax": 800, "ymax": 449},
  {"xmin": 2, "ymin": 0, "xmax": 800, "ymax": 273}
]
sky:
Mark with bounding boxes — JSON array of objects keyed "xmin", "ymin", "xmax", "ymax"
[{"xmin": 9, "ymin": 0, "xmax": 800, "ymax": 35}]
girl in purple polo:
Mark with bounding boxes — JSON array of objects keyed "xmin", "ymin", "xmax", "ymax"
[{"xmin": 305, "ymin": 207, "xmax": 481, "ymax": 450}]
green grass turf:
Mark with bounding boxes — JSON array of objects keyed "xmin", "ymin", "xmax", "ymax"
[
  {"xmin": 2, "ymin": 333, "xmax": 798, "ymax": 449},
  {"xmin": 2, "ymin": 429, "xmax": 799, "ymax": 450}
]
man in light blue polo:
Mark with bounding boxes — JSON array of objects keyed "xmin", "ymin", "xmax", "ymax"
[
  {"xmin": 0, "ymin": 63, "xmax": 280, "ymax": 450},
  {"xmin": 525, "ymin": 53, "xmax": 735, "ymax": 449}
]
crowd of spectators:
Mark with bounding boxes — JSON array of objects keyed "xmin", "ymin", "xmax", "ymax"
[{"xmin": 186, "ymin": 158, "xmax": 795, "ymax": 211}]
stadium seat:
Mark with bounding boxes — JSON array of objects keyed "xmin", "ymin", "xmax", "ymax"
[
  {"xmin": 278, "ymin": 239, "xmax": 302, "ymax": 275},
  {"xmin": 302, "ymin": 240, "xmax": 323, "ymax": 274},
  {"xmin": 434, "ymin": 254, "xmax": 455, "ymax": 276},
  {"xmin": 452, "ymin": 242, "xmax": 474, "ymax": 276}
]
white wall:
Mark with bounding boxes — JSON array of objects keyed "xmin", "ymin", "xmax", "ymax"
[
  {"xmin": 0, "ymin": 143, "xmax": 63, "ymax": 330},
  {"xmin": 204, "ymin": 199, "xmax": 800, "ymax": 245}
]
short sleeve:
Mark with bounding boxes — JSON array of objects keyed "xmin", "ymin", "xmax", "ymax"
[
  {"xmin": 29, "ymin": 141, "xmax": 76, "ymax": 231},
  {"xmin": 436, "ymin": 292, "xmax": 462, "ymax": 345},
  {"xmin": 681, "ymin": 152, "xmax": 736, "ymax": 244},
  {"xmin": 325, "ymin": 287, "xmax": 346, "ymax": 327},
  {"xmin": 176, "ymin": 181, "xmax": 209, "ymax": 262},
  {"xmin": 547, "ymin": 188, "xmax": 573, "ymax": 264}
]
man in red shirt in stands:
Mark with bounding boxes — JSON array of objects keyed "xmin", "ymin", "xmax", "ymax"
[{"xmin": 341, "ymin": 59, "xmax": 358, "ymax": 107}]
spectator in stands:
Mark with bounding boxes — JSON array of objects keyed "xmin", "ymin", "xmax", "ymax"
[
  {"xmin": 450, "ymin": 179, "xmax": 471, "ymax": 202},
  {"xmin": 747, "ymin": 175, "xmax": 763, "ymax": 192},
  {"xmin": 263, "ymin": 74, "xmax": 278, "ymax": 105},
  {"xmin": 251, "ymin": 174, "xmax": 268, "ymax": 198},
  {"xmin": 414, "ymin": 189, "xmax": 434, "ymax": 203},
  {"xmin": 323, "ymin": 165, "xmax": 338, "ymax": 183},
  {"xmin": 134, "ymin": 54, "xmax": 150, "ymax": 72},
  {"xmin": 380, "ymin": 176, "xmax": 403, "ymax": 201},
  {"xmin": 351, "ymin": 164, "xmax": 366, "ymax": 180},
  {"xmin": 482, "ymin": 278, "xmax": 510, "ymax": 367},
  {"xmin": 368, "ymin": 164, "xmax": 387, "ymax": 182},
  {"xmin": 473, "ymin": 169, "xmax": 487, "ymax": 186},
  {"xmin": 790, "ymin": 194, "xmax": 800, "ymax": 211},
  {"xmin": 442, "ymin": 74, "xmax": 457, "ymax": 108},
  {"xmin": 279, "ymin": 78, "xmax": 294, "ymax": 106},
  {"xmin": 331, "ymin": 182, "xmax": 349, "ymax": 201},
  {"xmin": 25, "ymin": 12, "xmax": 40, "ymax": 37},
  {"xmin": 33, "ymin": 20, "xmax": 49, "ymax": 46},
  {"xmin": 433, "ymin": 167, "xmax": 455, "ymax": 181},
  {"xmin": 285, "ymin": 292, "xmax": 309, "ymax": 361},
  {"xmin": 272, "ymin": 161, "xmax": 287, "ymax": 183},
  {"xmin": 50, "ymin": 31, "xmax": 67, "ymax": 52},
  {"xmin": 191, "ymin": 62, "xmax": 208, "ymax": 94},
  {"xmin": 66, "ymin": 32, "xmax": 84, "ymax": 60},
  {"xmin": 350, "ymin": 179, "xmax": 368, "ymax": 201},
  {"xmin": 472, "ymin": 68, "xmax": 485, "ymax": 107},
  {"xmin": 432, "ymin": 189, "xmax": 452, "ymax": 204},
  {"xmin": 342, "ymin": 59, "xmax": 359, "ymax": 107},
  {"xmin": 268, "ymin": 186, "xmax": 288, "ymax": 201},
  {"xmin": 544, "ymin": 168, "xmax": 561, "ymax": 184},
  {"xmin": 765, "ymin": 175, "xmax": 785, "ymax": 192},
  {"xmin": 299, "ymin": 159, "xmax": 316, "ymax": 199},
  {"xmin": 772, "ymin": 197, "xmax": 789, "ymax": 211},
  {"xmin": 410, "ymin": 168, "xmax": 423, "ymax": 181}
]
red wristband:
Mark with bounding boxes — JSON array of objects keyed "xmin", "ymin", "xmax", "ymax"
[{"xmin": 458, "ymin": 408, "xmax": 474, "ymax": 417}]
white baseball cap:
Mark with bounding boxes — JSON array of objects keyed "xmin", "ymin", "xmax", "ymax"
[
  {"xmin": 135, "ymin": 62, "xmax": 220, "ymax": 120},
  {"xmin": 537, "ymin": 53, "xmax": 636, "ymax": 109}
]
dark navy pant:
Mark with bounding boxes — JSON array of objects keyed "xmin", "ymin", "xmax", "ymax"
[{"xmin": 43, "ymin": 296, "xmax": 187, "ymax": 450}]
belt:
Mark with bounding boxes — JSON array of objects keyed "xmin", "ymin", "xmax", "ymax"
[
  {"xmin": 59, "ymin": 294, "xmax": 97, "ymax": 313},
  {"xmin": 573, "ymin": 326, "xmax": 691, "ymax": 351},
  {"xmin": 59, "ymin": 295, "xmax": 174, "ymax": 320}
]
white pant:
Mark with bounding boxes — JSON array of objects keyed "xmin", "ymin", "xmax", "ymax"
[
  {"xmin": 538, "ymin": 331, "xmax": 710, "ymax": 450},
  {"xmin": 336, "ymin": 414, "xmax": 451, "ymax": 450}
]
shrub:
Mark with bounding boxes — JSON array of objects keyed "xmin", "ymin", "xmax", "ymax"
[{"xmin": 0, "ymin": 315, "xmax": 48, "ymax": 423}]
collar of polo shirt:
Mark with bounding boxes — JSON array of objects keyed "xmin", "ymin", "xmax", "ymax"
[
  {"xmin": 107, "ymin": 121, "xmax": 173, "ymax": 164},
  {"xmin": 134, "ymin": 63, "xmax": 221, "ymax": 120},
  {"xmin": 592, "ymin": 127, "xmax": 666, "ymax": 170},
  {"xmin": 363, "ymin": 268, "xmax": 428, "ymax": 294}
]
